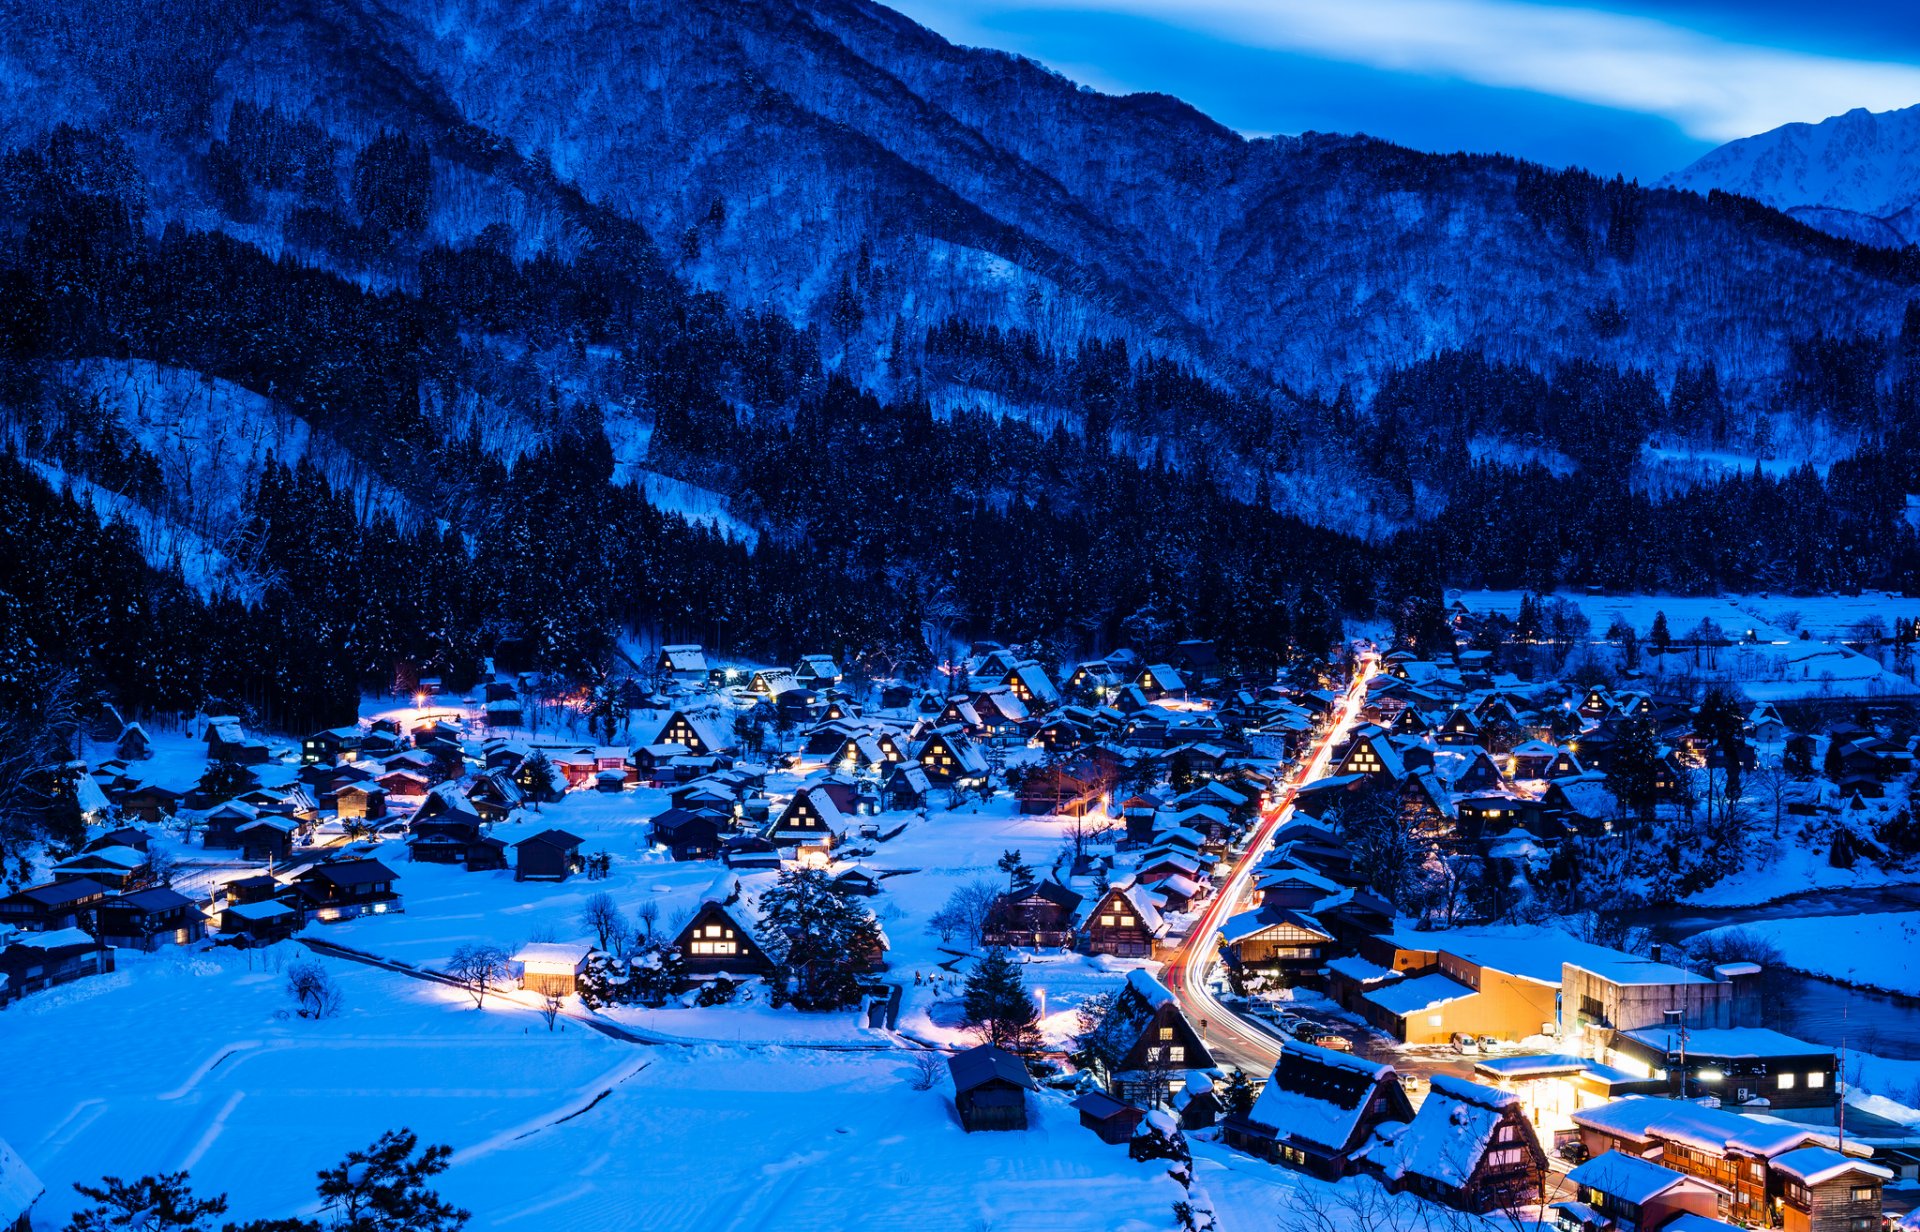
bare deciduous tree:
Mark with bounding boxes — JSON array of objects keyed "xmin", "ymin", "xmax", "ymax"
[
  {"xmin": 447, "ymin": 943, "xmax": 510, "ymax": 1008},
  {"xmin": 286, "ymin": 958, "xmax": 344, "ymax": 1018},
  {"xmin": 540, "ymin": 991, "xmax": 564, "ymax": 1030},
  {"xmin": 581, "ymin": 891, "xmax": 627, "ymax": 952}
]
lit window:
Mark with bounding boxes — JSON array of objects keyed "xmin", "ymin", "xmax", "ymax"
[
  {"xmin": 1159, "ymin": 1027, "xmax": 1174, "ymax": 1040},
  {"xmin": 1100, "ymin": 915, "xmax": 1116, "ymax": 926},
  {"xmin": 1169, "ymin": 1047, "xmax": 1185, "ymax": 1062},
  {"xmin": 1808, "ymin": 1072, "xmax": 1826, "ymax": 1088},
  {"xmin": 1119, "ymin": 916, "xmax": 1135, "ymax": 927},
  {"xmin": 1777, "ymin": 1073, "xmax": 1796, "ymax": 1089}
]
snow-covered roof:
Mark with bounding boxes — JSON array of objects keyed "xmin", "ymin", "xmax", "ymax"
[
  {"xmin": 1566, "ymin": 1151, "xmax": 1723, "ymax": 1205},
  {"xmin": 0, "ymin": 1137, "xmax": 43, "ymax": 1231},
  {"xmin": 1246, "ymin": 1040, "xmax": 1396, "ymax": 1152},
  {"xmin": 1125, "ymin": 968, "xmax": 1177, "ymax": 1011},
  {"xmin": 1361, "ymin": 1074, "xmax": 1517, "ymax": 1186},
  {"xmin": 513, "ymin": 942, "xmax": 593, "ymax": 969},
  {"xmin": 56, "ymin": 845, "xmax": 145, "ymax": 871},
  {"xmin": 1572, "ymin": 1096, "xmax": 1837, "ymax": 1158},
  {"xmin": 224, "ymin": 900, "xmax": 296, "ymax": 921},
  {"xmin": 1326, "ymin": 955, "xmax": 1401, "ymax": 985},
  {"xmin": 1768, "ymin": 1146, "xmax": 1892, "ymax": 1186},
  {"xmin": 10, "ymin": 927, "xmax": 96, "ymax": 950},
  {"xmin": 1621, "ymin": 1026, "xmax": 1831, "ymax": 1060},
  {"xmin": 1364, "ymin": 972, "xmax": 1475, "ymax": 1016}
]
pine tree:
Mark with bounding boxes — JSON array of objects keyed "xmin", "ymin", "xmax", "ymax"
[
  {"xmin": 757, "ymin": 867, "xmax": 883, "ymax": 1010},
  {"xmin": 315, "ymin": 1130, "xmax": 467, "ymax": 1232},
  {"xmin": 65, "ymin": 1172, "xmax": 228, "ymax": 1232},
  {"xmin": 962, "ymin": 948, "xmax": 1039, "ymax": 1051}
]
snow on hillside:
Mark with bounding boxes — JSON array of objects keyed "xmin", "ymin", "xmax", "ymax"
[
  {"xmin": 58, "ymin": 359, "xmax": 422, "ymax": 533},
  {"xmin": 1662, "ymin": 104, "xmax": 1920, "ymax": 245},
  {"xmin": 27, "ymin": 459, "xmax": 261, "ymax": 600}
]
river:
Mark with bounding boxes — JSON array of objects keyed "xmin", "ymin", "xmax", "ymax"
[{"xmin": 1615, "ymin": 883, "xmax": 1920, "ymax": 1059}]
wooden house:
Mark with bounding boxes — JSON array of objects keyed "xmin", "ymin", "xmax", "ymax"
[
  {"xmin": 1557, "ymin": 1152, "xmax": 1730, "ymax": 1232},
  {"xmin": 656, "ymin": 711, "xmax": 729, "ymax": 757},
  {"xmin": 1073, "ymin": 1090, "xmax": 1145, "ymax": 1144},
  {"xmin": 1002, "ymin": 661, "xmax": 1061, "ymax": 709},
  {"xmin": 334, "ymin": 782, "xmax": 389, "ymax": 821},
  {"xmin": 376, "ymin": 767, "xmax": 433, "ymax": 798},
  {"xmin": 767, "ymin": 786, "xmax": 845, "ymax": 855},
  {"xmin": 115, "ymin": 722, "xmax": 153, "ymax": 762},
  {"xmin": 793, "ymin": 654, "xmax": 843, "ymax": 690},
  {"xmin": 407, "ymin": 808, "xmax": 507, "ymax": 870},
  {"xmin": 117, "ymin": 781, "xmax": 183, "ymax": 823},
  {"xmin": 651, "ymin": 808, "xmax": 725, "ymax": 861},
  {"xmin": 1435, "ymin": 707, "xmax": 1482, "ymax": 745},
  {"xmin": 1018, "ymin": 759, "xmax": 1112, "ymax": 817},
  {"xmin": 1099, "ymin": 970, "xmax": 1217, "ymax": 1104},
  {"xmin": 1223, "ymin": 1040, "xmax": 1412, "ymax": 1179},
  {"xmin": 1064, "ymin": 660, "xmax": 1123, "ymax": 700},
  {"xmin": 721, "ymin": 835, "xmax": 781, "ymax": 870},
  {"xmin": 0, "ymin": 929, "xmax": 115, "ymax": 1005},
  {"xmin": 218, "ymin": 898, "xmax": 302, "ymax": 945},
  {"xmin": 0, "ymin": 878, "xmax": 108, "ymax": 933},
  {"xmin": 1335, "ymin": 726, "xmax": 1405, "ymax": 779},
  {"xmin": 1135, "ymin": 664, "xmax": 1186, "ymax": 699},
  {"xmin": 514, "ymin": 942, "xmax": 593, "ymax": 996},
  {"xmin": 236, "ymin": 817, "xmax": 298, "ymax": 864},
  {"xmin": 914, "ymin": 728, "xmax": 989, "ymax": 787},
  {"xmin": 949, "ymin": 1044, "xmax": 1038, "ymax": 1132},
  {"xmin": 1083, "ymin": 880, "xmax": 1166, "ymax": 958},
  {"xmin": 288, "ymin": 859, "xmax": 400, "ymax": 921},
  {"xmin": 204, "ymin": 715, "xmax": 270, "ymax": 764},
  {"xmin": 675, "ymin": 893, "xmax": 771, "ymax": 977},
  {"xmin": 1770, "ymin": 1148, "xmax": 1891, "ymax": 1232},
  {"xmin": 882, "ymin": 761, "xmax": 932, "ymax": 810},
  {"xmin": 52, "ymin": 845, "xmax": 150, "ymax": 891},
  {"xmin": 657, "ymin": 643, "xmax": 709, "ymax": 684},
  {"xmin": 1359, "ymin": 1074, "xmax": 1545, "ymax": 1212},
  {"xmin": 513, "ymin": 829, "xmax": 585, "ymax": 882},
  {"xmin": 95, "ymin": 887, "xmax": 201, "ymax": 950},
  {"xmin": 983, "ymin": 881, "xmax": 1082, "ymax": 948},
  {"xmin": 301, "ymin": 726, "xmax": 362, "ymax": 765},
  {"xmin": 1218, "ymin": 902, "xmax": 1333, "ymax": 983}
]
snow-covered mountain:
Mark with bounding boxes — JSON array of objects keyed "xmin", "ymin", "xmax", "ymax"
[{"xmin": 1663, "ymin": 104, "xmax": 1920, "ymax": 247}]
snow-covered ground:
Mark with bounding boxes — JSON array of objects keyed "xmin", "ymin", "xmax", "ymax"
[
  {"xmin": 1700, "ymin": 912, "xmax": 1920, "ymax": 997},
  {"xmin": 0, "ymin": 951, "xmax": 1223, "ymax": 1232},
  {"xmin": 1452, "ymin": 589, "xmax": 1918, "ymax": 700}
]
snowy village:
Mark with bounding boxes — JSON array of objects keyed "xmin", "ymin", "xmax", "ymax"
[
  {"xmin": 5, "ymin": 591, "xmax": 1920, "ymax": 1232},
  {"xmin": 11, "ymin": 0, "xmax": 1920, "ymax": 1229}
]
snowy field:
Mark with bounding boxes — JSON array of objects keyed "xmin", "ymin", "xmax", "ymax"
[
  {"xmin": 1700, "ymin": 912, "xmax": 1920, "ymax": 997},
  {"xmin": 0, "ymin": 953, "xmax": 1223, "ymax": 1232},
  {"xmin": 1452, "ymin": 589, "xmax": 1918, "ymax": 700},
  {"xmin": 0, "ymin": 792, "xmax": 1466, "ymax": 1232}
]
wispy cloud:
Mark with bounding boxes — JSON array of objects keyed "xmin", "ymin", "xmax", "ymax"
[{"xmin": 910, "ymin": 0, "xmax": 1920, "ymax": 141}]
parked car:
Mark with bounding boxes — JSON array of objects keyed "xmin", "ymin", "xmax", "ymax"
[
  {"xmin": 1478, "ymin": 1035, "xmax": 1501, "ymax": 1051},
  {"xmin": 1312, "ymin": 1032, "xmax": 1353, "ymax": 1052},
  {"xmin": 1451, "ymin": 1033, "xmax": 1479, "ymax": 1054}
]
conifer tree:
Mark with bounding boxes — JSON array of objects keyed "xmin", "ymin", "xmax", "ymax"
[{"xmin": 962, "ymin": 948, "xmax": 1039, "ymax": 1051}]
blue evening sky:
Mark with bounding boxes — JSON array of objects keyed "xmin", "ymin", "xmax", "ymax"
[{"xmin": 889, "ymin": 0, "xmax": 1920, "ymax": 180}]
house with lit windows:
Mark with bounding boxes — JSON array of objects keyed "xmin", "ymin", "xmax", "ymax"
[
  {"xmin": 1100, "ymin": 970, "xmax": 1217, "ymax": 1105},
  {"xmin": 1083, "ymin": 879, "xmax": 1167, "ymax": 958},
  {"xmin": 1335, "ymin": 726, "xmax": 1405, "ymax": 779},
  {"xmin": 1223, "ymin": 1040, "xmax": 1413, "ymax": 1178},
  {"xmin": 1357, "ymin": 1074, "xmax": 1547, "ymax": 1213},
  {"xmin": 767, "ymin": 785, "xmax": 846, "ymax": 858},
  {"xmin": 1217, "ymin": 901, "xmax": 1334, "ymax": 984},
  {"xmin": 675, "ymin": 891, "xmax": 771, "ymax": 978},
  {"xmin": 654, "ymin": 710, "xmax": 730, "ymax": 757},
  {"xmin": 913, "ymin": 727, "xmax": 989, "ymax": 787}
]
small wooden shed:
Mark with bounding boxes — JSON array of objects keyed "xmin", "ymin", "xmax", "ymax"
[
  {"xmin": 513, "ymin": 942, "xmax": 593, "ymax": 996},
  {"xmin": 948, "ymin": 1044, "xmax": 1038, "ymax": 1132}
]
